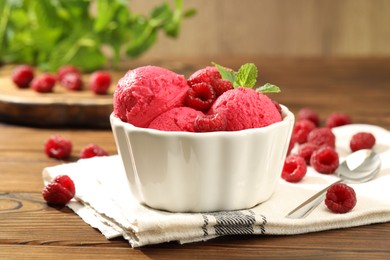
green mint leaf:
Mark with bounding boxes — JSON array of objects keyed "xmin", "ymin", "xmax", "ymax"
[
  {"xmin": 213, "ymin": 62, "xmax": 282, "ymax": 93},
  {"xmin": 1, "ymin": 0, "xmax": 194, "ymax": 71},
  {"xmin": 235, "ymin": 63, "xmax": 257, "ymax": 88},
  {"xmin": 256, "ymin": 83, "xmax": 281, "ymax": 93},
  {"xmin": 213, "ymin": 62, "xmax": 237, "ymax": 85}
]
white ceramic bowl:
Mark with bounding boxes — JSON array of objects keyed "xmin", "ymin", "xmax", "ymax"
[{"xmin": 110, "ymin": 106, "xmax": 294, "ymax": 212}]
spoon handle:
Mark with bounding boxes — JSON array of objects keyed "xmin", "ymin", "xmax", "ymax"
[{"xmin": 286, "ymin": 180, "xmax": 342, "ymax": 219}]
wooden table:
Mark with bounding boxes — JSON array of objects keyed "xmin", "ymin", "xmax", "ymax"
[{"xmin": 1, "ymin": 58, "xmax": 390, "ymax": 259}]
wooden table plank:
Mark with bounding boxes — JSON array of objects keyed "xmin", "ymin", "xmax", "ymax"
[{"xmin": 1, "ymin": 57, "xmax": 390, "ymax": 259}]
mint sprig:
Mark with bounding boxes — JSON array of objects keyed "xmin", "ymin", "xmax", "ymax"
[
  {"xmin": 213, "ymin": 62, "xmax": 281, "ymax": 94},
  {"xmin": 236, "ymin": 63, "xmax": 258, "ymax": 88}
]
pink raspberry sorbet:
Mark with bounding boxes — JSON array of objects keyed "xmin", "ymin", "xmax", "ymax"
[
  {"xmin": 113, "ymin": 66, "xmax": 189, "ymax": 128},
  {"xmin": 208, "ymin": 87, "xmax": 282, "ymax": 131}
]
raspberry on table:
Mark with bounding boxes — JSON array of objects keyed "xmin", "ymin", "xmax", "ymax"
[
  {"xmin": 350, "ymin": 132, "xmax": 376, "ymax": 152},
  {"xmin": 325, "ymin": 183, "xmax": 357, "ymax": 214},
  {"xmin": 187, "ymin": 66, "xmax": 233, "ymax": 97},
  {"xmin": 194, "ymin": 113, "xmax": 227, "ymax": 132},
  {"xmin": 307, "ymin": 127, "xmax": 336, "ymax": 148},
  {"xmin": 310, "ymin": 146, "xmax": 339, "ymax": 174},
  {"xmin": 325, "ymin": 113, "xmax": 352, "ymax": 128},
  {"xmin": 57, "ymin": 65, "xmax": 80, "ymax": 82},
  {"xmin": 281, "ymin": 155, "xmax": 307, "ymax": 183},
  {"xmin": 60, "ymin": 72, "xmax": 83, "ymax": 91},
  {"xmin": 297, "ymin": 107, "xmax": 320, "ymax": 127},
  {"xmin": 42, "ymin": 175, "xmax": 75, "ymax": 206},
  {"xmin": 298, "ymin": 142, "xmax": 319, "ymax": 165},
  {"xmin": 80, "ymin": 144, "xmax": 109, "ymax": 159},
  {"xmin": 11, "ymin": 65, "xmax": 35, "ymax": 88},
  {"xmin": 184, "ymin": 82, "xmax": 217, "ymax": 112},
  {"xmin": 88, "ymin": 71, "xmax": 112, "ymax": 95},
  {"xmin": 31, "ymin": 74, "xmax": 56, "ymax": 93},
  {"xmin": 44, "ymin": 135, "xmax": 72, "ymax": 160},
  {"xmin": 292, "ymin": 119, "xmax": 316, "ymax": 144}
]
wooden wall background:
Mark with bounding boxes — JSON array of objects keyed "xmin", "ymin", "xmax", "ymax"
[{"xmin": 131, "ymin": 0, "xmax": 390, "ymax": 60}]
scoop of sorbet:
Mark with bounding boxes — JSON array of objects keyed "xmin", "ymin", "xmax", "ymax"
[
  {"xmin": 113, "ymin": 66, "xmax": 189, "ymax": 128},
  {"xmin": 208, "ymin": 87, "xmax": 282, "ymax": 131},
  {"xmin": 149, "ymin": 107, "xmax": 204, "ymax": 132}
]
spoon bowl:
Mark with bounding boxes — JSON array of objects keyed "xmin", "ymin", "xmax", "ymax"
[
  {"xmin": 286, "ymin": 149, "xmax": 382, "ymax": 219},
  {"xmin": 337, "ymin": 149, "xmax": 381, "ymax": 183}
]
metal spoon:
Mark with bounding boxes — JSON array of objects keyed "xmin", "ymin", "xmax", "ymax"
[{"xmin": 286, "ymin": 149, "xmax": 381, "ymax": 219}]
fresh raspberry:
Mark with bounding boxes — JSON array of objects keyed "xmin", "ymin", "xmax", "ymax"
[
  {"xmin": 44, "ymin": 135, "xmax": 72, "ymax": 160},
  {"xmin": 42, "ymin": 175, "xmax": 75, "ymax": 206},
  {"xmin": 60, "ymin": 72, "xmax": 83, "ymax": 91},
  {"xmin": 350, "ymin": 132, "xmax": 376, "ymax": 152},
  {"xmin": 53, "ymin": 174, "xmax": 75, "ymax": 195},
  {"xmin": 57, "ymin": 65, "xmax": 80, "ymax": 81},
  {"xmin": 325, "ymin": 183, "xmax": 356, "ymax": 214},
  {"xmin": 292, "ymin": 119, "xmax": 316, "ymax": 144},
  {"xmin": 325, "ymin": 113, "xmax": 352, "ymax": 128},
  {"xmin": 187, "ymin": 66, "xmax": 233, "ymax": 96},
  {"xmin": 80, "ymin": 144, "xmax": 109, "ymax": 159},
  {"xmin": 298, "ymin": 142, "xmax": 319, "ymax": 165},
  {"xmin": 297, "ymin": 107, "xmax": 320, "ymax": 127},
  {"xmin": 281, "ymin": 155, "xmax": 307, "ymax": 183},
  {"xmin": 31, "ymin": 74, "xmax": 56, "ymax": 93},
  {"xmin": 212, "ymin": 79, "xmax": 234, "ymax": 97},
  {"xmin": 310, "ymin": 146, "xmax": 339, "ymax": 174},
  {"xmin": 88, "ymin": 71, "xmax": 112, "ymax": 95},
  {"xmin": 184, "ymin": 82, "xmax": 217, "ymax": 112},
  {"xmin": 187, "ymin": 66, "xmax": 221, "ymax": 85},
  {"xmin": 11, "ymin": 65, "xmax": 35, "ymax": 88},
  {"xmin": 194, "ymin": 113, "xmax": 227, "ymax": 132},
  {"xmin": 307, "ymin": 127, "xmax": 336, "ymax": 148}
]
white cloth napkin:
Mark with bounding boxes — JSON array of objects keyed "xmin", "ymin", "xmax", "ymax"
[{"xmin": 42, "ymin": 124, "xmax": 390, "ymax": 247}]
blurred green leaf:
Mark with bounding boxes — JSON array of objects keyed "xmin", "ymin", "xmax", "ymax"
[{"xmin": 0, "ymin": 0, "xmax": 195, "ymax": 71}]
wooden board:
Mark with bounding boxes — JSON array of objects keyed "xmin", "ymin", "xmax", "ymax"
[{"xmin": 0, "ymin": 65, "xmax": 124, "ymax": 128}]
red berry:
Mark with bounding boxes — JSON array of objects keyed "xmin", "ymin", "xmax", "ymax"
[
  {"xmin": 350, "ymin": 132, "xmax": 376, "ymax": 152},
  {"xmin": 184, "ymin": 82, "xmax": 217, "ymax": 112},
  {"xmin": 89, "ymin": 71, "xmax": 112, "ymax": 95},
  {"xmin": 42, "ymin": 175, "xmax": 75, "ymax": 206},
  {"xmin": 194, "ymin": 113, "xmax": 227, "ymax": 132},
  {"xmin": 297, "ymin": 107, "xmax": 320, "ymax": 127},
  {"xmin": 31, "ymin": 74, "xmax": 56, "ymax": 93},
  {"xmin": 187, "ymin": 66, "xmax": 233, "ymax": 96},
  {"xmin": 12, "ymin": 65, "xmax": 35, "ymax": 88},
  {"xmin": 325, "ymin": 113, "xmax": 352, "ymax": 128},
  {"xmin": 212, "ymin": 79, "xmax": 234, "ymax": 97},
  {"xmin": 53, "ymin": 175, "xmax": 76, "ymax": 195},
  {"xmin": 44, "ymin": 135, "xmax": 72, "ymax": 160},
  {"xmin": 325, "ymin": 183, "xmax": 356, "ymax": 214},
  {"xmin": 307, "ymin": 127, "xmax": 336, "ymax": 148},
  {"xmin": 188, "ymin": 66, "xmax": 220, "ymax": 85},
  {"xmin": 281, "ymin": 155, "xmax": 307, "ymax": 183},
  {"xmin": 60, "ymin": 72, "xmax": 83, "ymax": 91},
  {"xmin": 298, "ymin": 142, "xmax": 319, "ymax": 165},
  {"xmin": 310, "ymin": 146, "xmax": 339, "ymax": 174},
  {"xmin": 80, "ymin": 144, "xmax": 108, "ymax": 159},
  {"xmin": 57, "ymin": 65, "xmax": 80, "ymax": 81},
  {"xmin": 293, "ymin": 119, "xmax": 316, "ymax": 144}
]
